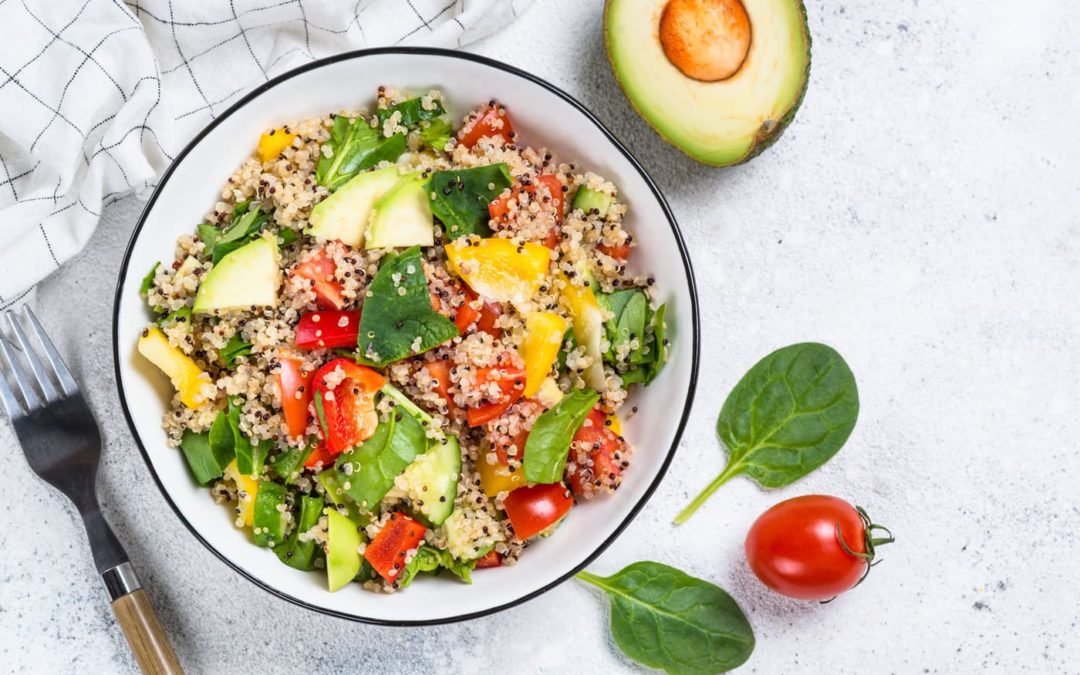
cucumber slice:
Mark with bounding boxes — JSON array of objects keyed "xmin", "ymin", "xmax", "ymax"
[
  {"xmin": 572, "ymin": 186, "xmax": 614, "ymax": 217},
  {"xmin": 399, "ymin": 436, "xmax": 461, "ymax": 526},
  {"xmin": 252, "ymin": 480, "xmax": 289, "ymax": 547}
]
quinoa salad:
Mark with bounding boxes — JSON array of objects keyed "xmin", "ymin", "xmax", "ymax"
[{"xmin": 136, "ymin": 88, "xmax": 669, "ymax": 593}]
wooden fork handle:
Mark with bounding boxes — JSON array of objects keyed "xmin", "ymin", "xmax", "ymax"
[{"xmin": 103, "ymin": 562, "xmax": 183, "ymax": 675}]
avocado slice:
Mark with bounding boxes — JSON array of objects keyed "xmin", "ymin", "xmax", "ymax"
[
  {"xmin": 365, "ymin": 173, "xmax": 434, "ymax": 249},
  {"xmin": 326, "ymin": 508, "xmax": 362, "ymax": 592},
  {"xmin": 307, "ymin": 167, "xmax": 401, "ymax": 247},
  {"xmin": 193, "ymin": 235, "xmax": 280, "ymax": 314},
  {"xmin": 605, "ymin": 0, "xmax": 811, "ymax": 166}
]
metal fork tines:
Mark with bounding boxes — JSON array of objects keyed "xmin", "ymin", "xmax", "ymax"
[{"xmin": 0, "ymin": 306, "xmax": 79, "ymax": 416}]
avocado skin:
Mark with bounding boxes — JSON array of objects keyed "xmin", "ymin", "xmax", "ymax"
[{"xmin": 603, "ymin": 0, "xmax": 812, "ymax": 167}]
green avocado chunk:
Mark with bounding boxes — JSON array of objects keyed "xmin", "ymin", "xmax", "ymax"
[
  {"xmin": 605, "ymin": 0, "xmax": 811, "ymax": 166},
  {"xmin": 192, "ymin": 235, "xmax": 280, "ymax": 314},
  {"xmin": 307, "ymin": 167, "xmax": 401, "ymax": 247},
  {"xmin": 365, "ymin": 173, "xmax": 435, "ymax": 249}
]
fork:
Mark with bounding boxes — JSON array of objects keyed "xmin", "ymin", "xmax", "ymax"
[{"xmin": 0, "ymin": 306, "xmax": 182, "ymax": 675}]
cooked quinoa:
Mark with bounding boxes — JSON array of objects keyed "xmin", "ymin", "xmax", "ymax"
[{"xmin": 136, "ymin": 87, "xmax": 669, "ymax": 593}]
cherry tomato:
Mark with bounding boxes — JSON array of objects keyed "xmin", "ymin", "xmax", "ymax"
[
  {"xmin": 459, "ymin": 103, "xmax": 514, "ymax": 148},
  {"xmin": 465, "ymin": 363, "xmax": 526, "ymax": 427},
  {"xmin": 311, "ymin": 358, "xmax": 386, "ymax": 455},
  {"xmin": 364, "ymin": 513, "xmax": 427, "ymax": 583},
  {"xmin": 275, "ymin": 356, "xmax": 312, "ymax": 440},
  {"xmin": 503, "ymin": 483, "xmax": 574, "ymax": 540},
  {"xmin": 294, "ymin": 252, "xmax": 346, "ymax": 310},
  {"xmin": 598, "ymin": 242, "xmax": 631, "ymax": 262},
  {"xmin": 294, "ymin": 310, "xmax": 361, "ymax": 350},
  {"xmin": 488, "ymin": 173, "xmax": 564, "ymax": 247},
  {"xmin": 452, "ymin": 287, "xmax": 503, "ymax": 339},
  {"xmin": 744, "ymin": 495, "xmax": 894, "ymax": 601},
  {"xmin": 567, "ymin": 407, "xmax": 626, "ymax": 496},
  {"xmin": 423, "ymin": 360, "xmax": 460, "ymax": 417},
  {"xmin": 474, "ymin": 550, "xmax": 502, "ymax": 569}
]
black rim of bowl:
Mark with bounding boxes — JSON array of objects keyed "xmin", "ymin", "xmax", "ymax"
[{"xmin": 111, "ymin": 46, "xmax": 701, "ymax": 627}]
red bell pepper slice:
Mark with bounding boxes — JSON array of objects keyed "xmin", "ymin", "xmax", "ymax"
[
  {"xmin": 303, "ymin": 442, "xmax": 335, "ymax": 470},
  {"xmin": 364, "ymin": 513, "xmax": 427, "ymax": 583},
  {"xmin": 454, "ymin": 287, "xmax": 503, "ymax": 339},
  {"xmin": 311, "ymin": 358, "xmax": 386, "ymax": 455},
  {"xmin": 503, "ymin": 483, "xmax": 574, "ymax": 540},
  {"xmin": 295, "ymin": 309, "xmax": 361, "ymax": 350},
  {"xmin": 275, "ymin": 356, "xmax": 313, "ymax": 440},
  {"xmin": 294, "ymin": 252, "xmax": 346, "ymax": 310},
  {"xmin": 465, "ymin": 363, "xmax": 525, "ymax": 427},
  {"xmin": 459, "ymin": 104, "xmax": 514, "ymax": 149}
]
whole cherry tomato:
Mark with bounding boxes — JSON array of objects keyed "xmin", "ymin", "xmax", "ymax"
[{"xmin": 744, "ymin": 495, "xmax": 894, "ymax": 601}]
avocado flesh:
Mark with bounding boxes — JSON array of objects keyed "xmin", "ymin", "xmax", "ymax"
[
  {"xmin": 365, "ymin": 173, "xmax": 435, "ymax": 249},
  {"xmin": 307, "ymin": 167, "xmax": 401, "ymax": 247},
  {"xmin": 192, "ymin": 235, "xmax": 280, "ymax": 313},
  {"xmin": 605, "ymin": 0, "xmax": 811, "ymax": 166}
]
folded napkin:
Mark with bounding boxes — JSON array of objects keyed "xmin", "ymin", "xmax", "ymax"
[{"xmin": 0, "ymin": 0, "xmax": 531, "ymax": 309}]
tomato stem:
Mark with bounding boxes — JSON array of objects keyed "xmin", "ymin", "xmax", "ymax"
[
  {"xmin": 673, "ymin": 461, "xmax": 742, "ymax": 525},
  {"xmin": 830, "ymin": 505, "xmax": 895, "ymax": 596}
]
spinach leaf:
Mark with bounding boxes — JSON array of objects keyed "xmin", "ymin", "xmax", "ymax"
[
  {"xmin": 316, "ymin": 116, "xmax": 407, "ymax": 191},
  {"xmin": 646, "ymin": 303, "xmax": 668, "ymax": 383},
  {"xmin": 277, "ymin": 227, "xmax": 299, "ymax": 248},
  {"xmin": 523, "ymin": 388, "xmax": 600, "ymax": 484},
  {"xmin": 313, "ymin": 390, "xmax": 330, "ymax": 440},
  {"xmin": 220, "ymin": 333, "xmax": 253, "ymax": 369},
  {"xmin": 197, "ymin": 223, "xmax": 220, "ymax": 251},
  {"xmin": 211, "ymin": 205, "xmax": 269, "ymax": 264},
  {"xmin": 376, "ymin": 96, "xmax": 446, "ymax": 128},
  {"xmin": 252, "ymin": 480, "xmax": 289, "ymax": 547},
  {"xmin": 139, "ymin": 262, "xmax": 160, "ymax": 297},
  {"xmin": 341, "ymin": 406, "xmax": 427, "ymax": 510},
  {"xmin": 270, "ymin": 444, "xmax": 315, "ymax": 484},
  {"xmin": 178, "ymin": 430, "xmax": 224, "ymax": 485},
  {"xmin": 227, "ymin": 396, "xmax": 270, "ymax": 477},
  {"xmin": 208, "ymin": 410, "xmax": 237, "ymax": 470},
  {"xmin": 419, "ymin": 117, "xmax": 452, "ymax": 151},
  {"xmin": 158, "ymin": 305, "xmax": 192, "ymax": 329},
  {"xmin": 674, "ymin": 343, "xmax": 859, "ymax": 524},
  {"xmin": 316, "ymin": 469, "xmax": 367, "ymax": 525},
  {"xmin": 276, "ymin": 495, "xmax": 324, "ymax": 570},
  {"xmin": 357, "ymin": 246, "xmax": 459, "ymax": 366},
  {"xmin": 577, "ymin": 562, "xmax": 755, "ymax": 675},
  {"xmin": 426, "ymin": 164, "xmax": 512, "ymax": 239},
  {"xmin": 396, "ymin": 545, "xmax": 475, "ymax": 588}
]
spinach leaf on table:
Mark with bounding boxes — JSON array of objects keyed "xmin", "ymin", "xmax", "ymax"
[
  {"xmin": 376, "ymin": 96, "xmax": 446, "ymax": 128},
  {"xmin": 425, "ymin": 164, "xmax": 512, "ymax": 239},
  {"xmin": 316, "ymin": 115, "xmax": 406, "ymax": 191},
  {"xmin": 219, "ymin": 333, "xmax": 253, "ymax": 369},
  {"xmin": 339, "ymin": 405, "xmax": 427, "ymax": 511},
  {"xmin": 396, "ymin": 545, "xmax": 475, "ymax": 588},
  {"xmin": 523, "ymin": 388, "xmax": 600, "ymax": 484},
  {"xmin": 357, "ymin": 246, "xmax": 459, "ymax": 366},
  {"xmin": 674, "ymin": 342, "xmax": 859, "ymax": 524},
  {"xmin": 577, "ymin": 562, "xmax": 755, "ymax": 675}
]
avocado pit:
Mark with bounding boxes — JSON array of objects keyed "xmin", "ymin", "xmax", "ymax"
[{"xmin": 659, "ymin": 0, "xmax": 751, "ymax": 82}]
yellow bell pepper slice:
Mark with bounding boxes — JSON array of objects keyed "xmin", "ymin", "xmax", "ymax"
[
  {"xmin": 523, "ymin": 312, "xmax": 567, "ymax": 397},
  {"xmin": 477, "ymin": 454, "xmax": 525, "ymax": 497},
  {"xmin": 607, "ymin": 413, "xmax": 622, "ymax": 436},
  {"xmin": 559, "ymin": 277, "xmax": 607, "ymax": 390},
  {"xmin": 445, "ymin": 237, "xmax": 550, "ymax": 308},
  {"xmin": 137, "ymin": 326, "xmax": 210, "ymax": 408},
  {"xmin": 224, "ymin": 459, "xmax": 259, "ymax": 528},
  {"xmin": 256, "ymin": 128, "xmax": 296, "ymax": 163}
]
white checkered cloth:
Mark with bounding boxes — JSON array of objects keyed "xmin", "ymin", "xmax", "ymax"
[{"xmin": 0, "ymin": 0, "xmax": 531, "ymax": 309}]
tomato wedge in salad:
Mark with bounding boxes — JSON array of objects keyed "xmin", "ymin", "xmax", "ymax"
[
  {"xmin": 488, "ymin": 174, "xmax": 565, "ymax": 248},
  {"xmin": 454, "ymin": 287, "xmax": 503, "ymax": 338},
  {"xmin": 311, "ymin": 358, "xmax": 386, "ymax": 455},
  {"xmin": 568, "ymin": 407, "xmax": 627, "ymax": 496},
  {"xmin": 295, "ymin": 309, "xmax": 361, "ymax": 350},
  {"xmin": 275, "ymin": 356, "xmax": 313, "ymax": 440},
  {"xmin": 459, "ymin": 103, "xmax": 514, "ymax": 148},
  {"xmin": 364, "ymin": 513, "xmax": 427, "ymax": 583},
  {"xmin": 465, "ymin": 362, "xmax": 526, "ymax": 427},
  {"xmin": 294, "ymin": 252, "xmax": 346, "ymax": 310},
  {"xmin": 503, "ymin": 483, "xmax": 574, "ymax": 539}
]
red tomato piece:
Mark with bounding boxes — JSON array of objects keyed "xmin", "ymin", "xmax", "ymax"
[
  {"xmin": 275, "ymin": 356, "xmax": 313, "ymax": 440},
  {"xmin": 567, "ymin": 407, "xmax": 626, "ymax": 496},
  {"xmin": 744, "ymin": 495, "xmax": 895, "ymax": 601},
  {"xmin": 465, "ymin": 363, "xmax": 526, "ymax": 427},
  {"xmin": 303, "ymin": 442, "xmax": 334, "ymax": 470},
  {"xmin": 474, "ymin": 550, "xmax": 502, "ymax": 569},
  {"xmin": 475, "ymin": 299, "xmax": 503, "ymax": 338},
  {"xmin": 423, "ymin": 360, "xmax": 460, "ymax": 416},
  {"xmin": 503, "ymin": 483, "xmax": 574, "ymax": 540},
  {"xmin": 294, "ymin": 252, "xmax": 346, "ymax": 310},
  {"xmin": 535, "ymin": 174, "xmax": 565, "ymax": 219},
  {"xmin": 598, "ymin": 242, "xmax": 631, "ymax": 262},
  {"xmin": 364, "ymin": 513, "xmax": 427, "ymax": 583},
  {"xmin": 295, "ymin": 310, "xmax": 361, "ymax": 350},
  {"xmin": 459, "ymin": 104, "xmax": 514, "ymax": 149},
  {"xmin": 311, "ymin": 358, "xmax": 386, "ymax": 455},
  {"xmin": 453, "ymin": 287, "xmax": 503, "ymax": 339},
  {"xmin": 453, "ymin": 292, "xmax": 481, "ymax": 334},
  {"xmin": 487, "ymin": 174, "xmax": 564, "ymax": 247}
]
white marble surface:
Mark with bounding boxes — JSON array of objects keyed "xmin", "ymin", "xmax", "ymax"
[{"xmin": 3, "ymin": 1, "xmax": 1079, "ymax": 673}]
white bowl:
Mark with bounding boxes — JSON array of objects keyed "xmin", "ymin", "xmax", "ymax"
[{"xmin": 112, "ymin": 48, "xmax": 699, "ymax": 625}]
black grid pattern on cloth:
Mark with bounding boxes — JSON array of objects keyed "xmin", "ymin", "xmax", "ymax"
[{"xmin": 0, "ymin": 0, "xmax": 532, "ymax": 306}]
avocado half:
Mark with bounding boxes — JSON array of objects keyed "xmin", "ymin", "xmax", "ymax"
[{"xmin": 605, "ymin": 0, "xmax": 811, "ymax": 167}]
